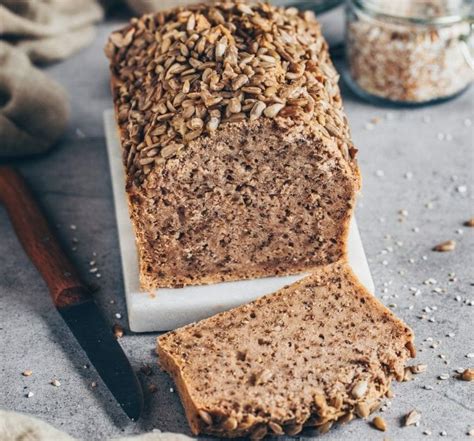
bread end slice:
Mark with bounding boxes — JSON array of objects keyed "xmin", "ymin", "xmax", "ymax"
[{"xmin": 157, "ymin": 262, "xmax": 415, "ymax": 438}]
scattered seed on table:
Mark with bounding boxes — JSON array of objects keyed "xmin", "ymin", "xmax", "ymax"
[
  {"xmin": 91, "ymin": 381, "xmax": 97, "ymax": 388},
  {"xmin": 70, "ymin": 225, "xmax": 77, "ymax": 230},
  {"xmin": 423, "ymin": 429, "xmax": 432, "ymax": 435},
  {"xmin": 26, "ymin": 391, "xmax": 34, "ymax": 398},
  {"xmin": 372, "ymin": 416, "xmax": 387, "ymax": 431},
  {"xmin": 457, "ymin": 185, "xmax": 467, "ymax": 193},
  {"xmin": 115, "ymin": 313, "xmax": 122, "ymax": 319},
  {"xmin": 433, "ymin": 240, "xmax": 456, "ymax": 252},
  {"xmin": 410, "ymin": 364, "xmax": 427, "ymax": 374},
  {"xmin": 438, "ymin": 374, "xmax": 449, "ymax": 380},
  {"xmin": 440, "ymin": 431, "xmax": 447, "ymax": 437},
  {"xmin": 466, "ymin": 353, "xmax": 474, "ymax": 358},
  {"xmin": 404, "ymin": 409, "xmax": 421, "ymax": 426},
  {"xmin": 460, "ymin": 368, "xmax": 474, "ymax": 381},
  {"xmin": 51, "ymin": 379, "xmax": 61, "ymax": 387},
  {"xmin": 113, "ymin": 324, "xmax": 124, "ymax": 338},
  {"xmin": 22, "ymin": 370, "xmax": 32, "ymax": 377}
]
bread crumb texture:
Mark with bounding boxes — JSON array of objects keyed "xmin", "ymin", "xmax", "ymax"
[{"xmin": 157, "ymin": 262, "xmax": 415, "ymax": 439}]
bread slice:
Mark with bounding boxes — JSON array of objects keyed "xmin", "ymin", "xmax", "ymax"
[
  {"xmin": 157, "ymin": 262, "xmax": 415, "ymax": 439},
  {"xmin": 105, "ymin": 1, "xmax": 360, "ymax": 289}
]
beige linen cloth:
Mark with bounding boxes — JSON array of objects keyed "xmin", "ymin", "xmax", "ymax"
[
  {"xmin": 0, "ymin": 0, "xmax": 203, "ymax": 158},
  {"xmin": 0, "ymin": 0, "xmax": 103, "ymax": 158},
  {"xmin": 0, "ymin": 410, "xmax": 193, "ymax": 441}
]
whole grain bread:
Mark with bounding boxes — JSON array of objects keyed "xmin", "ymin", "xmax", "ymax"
[
  {"xmin": 157, "ymin": 261, "xmax": 415, "ymax": 439},
  {"xmin": 106, "ymin": 1, "xmax": 360, "ymax": 289}
]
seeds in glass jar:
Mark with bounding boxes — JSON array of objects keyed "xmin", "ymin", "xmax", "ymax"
[{"xmin": 346, "ymin": 7, "xmax": 473, "ymax": 103}]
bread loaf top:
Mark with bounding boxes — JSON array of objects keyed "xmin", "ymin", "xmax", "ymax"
[{"xmin": 106, "ymin": 1, "xmax": 357, "ymax": 186}]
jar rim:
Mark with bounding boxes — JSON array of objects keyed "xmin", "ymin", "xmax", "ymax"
[{"xmin": 349, "ymin": 0, "xmax": 474, "ymax": 26}]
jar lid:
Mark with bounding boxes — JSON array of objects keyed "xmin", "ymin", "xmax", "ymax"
[{"xmin": 353, "ymin": 0, "xmax": 473, "ymax": 24}]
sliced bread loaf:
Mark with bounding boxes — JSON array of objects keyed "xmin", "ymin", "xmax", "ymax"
[
  {"xmin": 157, "ymin": 262, "xmax": 415, "ymax": 438},
  {"xmin": 106, "ymin": 1, "xmax": 360, "ymax": 289}
]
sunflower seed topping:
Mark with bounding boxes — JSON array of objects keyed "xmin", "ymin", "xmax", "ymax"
[
  {"xmin": 198, "ymin": 409, "xmax": 213, "ymax": 425},
  {"xmin": 351, "ymin": 379, "xmax": 368, "ymax": 399},
  {"xmin": 106, "ymin": 1, "xmax": 353, "ymax": 185}
]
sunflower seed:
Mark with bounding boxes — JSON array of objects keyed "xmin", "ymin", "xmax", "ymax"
[
  {"xmin": 372, "ymin": 416, "xmax": 387, "ymax": 431},
  {"xmin": 404, "ymin": 409, "xmax": 421, "ymax": 426},
  {"xmin": 351, "ymin": 380, "xmax": 368, "ymax": 399},
  {"xmin": 221, "ymin": 416, "xmax": 238, "ymax": 431},
  {"xmin": 355, "ymin": 402, "xmax": 370, "ymax": 418},
  {"xmin": 264, "ymin": 103, "xmax": 285, "ymax": 118},
  {"xmin": 268, "ymin": 421, "xmax": 284, "ymax": 435},
  {"xmin": 410, "ymin": 364, "xmax": 428, "ymax": 374},
  {"xmin": 250, "ymin": 101, "xmax": 266, "ymax": 121},
  {"xmin": 433, "ymin": 240, "xmax": 456, "ymax": 252},
  {"xmin": 250, "ymin": 425, "xmax": 267, "ymax": 440},
  {"xmin": 460, "ymin": 368, "xmax": 474, "ymax": 381},
  {"xmin": 198, "ymin": 409, "xmax": 213, "ymax": 425}
]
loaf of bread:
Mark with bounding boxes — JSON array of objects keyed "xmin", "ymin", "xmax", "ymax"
[
  {"xmin": 158, "ymin": 261, "xmax": 415, "ymax": 439},
  {"xmin": 105, "ymin": 1, "xmax": 360, "ymax": 289}
]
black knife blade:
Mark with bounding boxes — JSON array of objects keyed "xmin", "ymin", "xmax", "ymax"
[
  {"xmin": 0, "ymin": 166, "xmax": 143, "ymax": 421},
  {"xmin": 59, "ymin": 298, "xmax": 143, "ymax": 421}
]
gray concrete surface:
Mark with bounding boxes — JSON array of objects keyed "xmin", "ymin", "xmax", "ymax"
[{"xmin": 1, "ymin": 12, "xmax": 473, "ymax": 441}]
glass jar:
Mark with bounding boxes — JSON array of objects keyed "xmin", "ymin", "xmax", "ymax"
[
  {"xmin": 344, "ymin": 0, "xmax": 474, "ymax": 105},
  {"xmin": 271, "ymin": 0, "xmax": 343, "ymax": 14}
]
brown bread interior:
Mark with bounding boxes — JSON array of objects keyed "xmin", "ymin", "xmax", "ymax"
[{"xmin": 129, "ymin": 118, "xmax": 359, "ymax": 289}]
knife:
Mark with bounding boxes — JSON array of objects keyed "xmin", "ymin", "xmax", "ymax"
[{"xmin": 0, "ymin": 166, "xmax": 143, "ymax": 421}]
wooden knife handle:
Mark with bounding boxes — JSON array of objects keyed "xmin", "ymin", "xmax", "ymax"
[{"xmin": 0, "ymin": 166, "xmax": 91, "ymax": 307}]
